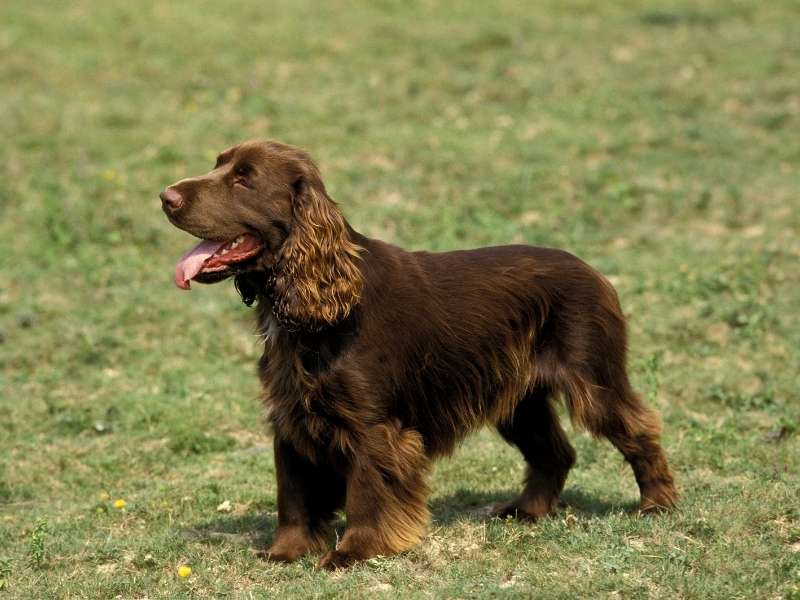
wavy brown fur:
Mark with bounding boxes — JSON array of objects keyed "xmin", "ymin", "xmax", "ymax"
[
  {"xmin": 161, "ymin": 140, "xmax": 678, "ymax": 570},
  {"xmin": 271, "ymin": 165, "xmax": 364, "ymax": 331}
]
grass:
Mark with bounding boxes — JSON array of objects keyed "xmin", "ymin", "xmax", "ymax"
[{"xmin": 1, "ymin": 0, "xmax": 799, "ymax": 597}]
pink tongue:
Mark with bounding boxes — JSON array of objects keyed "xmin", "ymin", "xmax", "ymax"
[{"xmin": 174, "ymin": 240, "xmax": 227, "ymax": 290}]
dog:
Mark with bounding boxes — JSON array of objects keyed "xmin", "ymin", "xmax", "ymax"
[{"xmin": 161, "ymin": 140, "xmax": 677, "ymax": 569}]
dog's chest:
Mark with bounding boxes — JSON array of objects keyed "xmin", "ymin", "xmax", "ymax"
[{"xmin": 258, "ymin": 323, "xmax": 352, "ymax": 461}]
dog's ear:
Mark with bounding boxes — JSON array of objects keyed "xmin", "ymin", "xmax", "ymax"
[{"xmin": 272, "ymin": 164, "xmax": 363, "ymax": 331}]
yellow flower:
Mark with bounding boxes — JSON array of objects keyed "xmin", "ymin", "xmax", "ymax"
[
  {"xmin": 113, "ymin": 499, "xmax": 126, "ymax": 509},
  {"xmin": 177, "ymin": 565, "xmax": 192, "ymax": 578}
]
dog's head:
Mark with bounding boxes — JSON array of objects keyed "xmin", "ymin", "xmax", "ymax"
[{"xmin": 161, "ymin": 140, "xmax": 363, "ymax": 330}]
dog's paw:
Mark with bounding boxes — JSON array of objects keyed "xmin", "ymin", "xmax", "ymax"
[
  {"xmin": 639, "ymin": 481, "xmax": 679, "ymax": 515},
  {"xmin": 258, "ymin": 551, "xmax": 293, "ymax": 563},
  {"xmin": 317, "ymin": 549, "xmax": 359, "ymax": 571},
  {"xmin": 490, "ymin": 501, "xmax": 534, "ymax": 521},
  {"xmin": 490, "ymin": 498, "xmax": 557, "ymax": 521},
  {"xmin": 256, "ymin": 544, "xmax": 305, "ymax": 563}
]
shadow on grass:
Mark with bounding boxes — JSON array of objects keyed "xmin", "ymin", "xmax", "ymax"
[
  {"xmin": 188, "ymin": 487, "xmax": 637, "ymax": 549},
  {"xmin": 561, "ymin": 487, "xmax": 638, "ymax": 515},
  {"xmin": 430, "ymin": 486, "xmax": 637, "ymax": 524},
  {"xmin": 185, "ymin": 514, "xmax": 276, "ymax": 551}
]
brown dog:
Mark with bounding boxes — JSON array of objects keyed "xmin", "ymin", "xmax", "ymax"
[{"xmin": 161, "ymin": 140, "xmax": 677, "ymax": 569}]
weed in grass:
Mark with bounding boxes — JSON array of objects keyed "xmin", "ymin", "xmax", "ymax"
[
  {"xmin": 28, "ymin": 519, "xmax": 48, "ymax": 569},
  {"xmin": 0, "ymin": 557, "xmax": 10, "ymax": 591},
  {"xmin": 640, "ymin": 351, "xmax": 663, "ymax": 404},
  {"xmin": 705, "ymin": 383, "xmax": 776, "ymax": 411},
  {"xmin": 0, "ymin": 466, "xmax": 11, "ymax": 504},
  {"xmin": 168, "ymin": 428, "xmax": 237, "ymax": 456}
]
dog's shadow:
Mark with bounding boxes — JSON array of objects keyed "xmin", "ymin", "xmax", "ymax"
[
  {"xmin": 185, "ymin": 513, "xmax": 277, "ymax": 550},
  {"xmin": 429, "ymin": 486, "xmax": 636, "ymax": 524},
  {"xmin": 187, "ymin": 487, "xmax": 635, "ymax": 550}
]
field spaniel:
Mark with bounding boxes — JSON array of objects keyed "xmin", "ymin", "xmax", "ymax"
[{"xmin": 160, "ymin": 140, "xmax": 677, "ymax": 569}]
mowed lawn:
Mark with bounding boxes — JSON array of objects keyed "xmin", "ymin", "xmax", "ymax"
[{"xmin": 1, "ymin": 1, "xmax": 799, "ymax": 597}]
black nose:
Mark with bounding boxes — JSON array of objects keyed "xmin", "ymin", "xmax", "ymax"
[{"xmin": 160, "ymin": 188, "xmax": 184, "ymax": 213}]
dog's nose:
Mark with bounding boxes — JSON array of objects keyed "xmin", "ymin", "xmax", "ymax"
[{"xmin": 160, "ymin": 188, "xmax": 184, "ymax": 213}]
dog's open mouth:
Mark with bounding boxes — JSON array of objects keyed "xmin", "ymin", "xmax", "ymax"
[{"xmin": 175, "ymin": 233, "xmax": 264, "ymax": 290}]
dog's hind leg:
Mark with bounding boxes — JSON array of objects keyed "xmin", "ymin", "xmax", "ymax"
[
  {"xmin": 597, "ymin": 383, "xmax": 678, "ymax": 513},
  {"xmin": 492, "ymin": 385, "xmax": 576, "ymax": 520},
  {"xmin": 562, "ymin": 370, "xmax": 678, "ymax": 513}
]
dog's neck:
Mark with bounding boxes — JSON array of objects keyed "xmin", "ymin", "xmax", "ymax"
[
  {"xmin": 234, "ymin": 266, "xmax": 325, "ymax": 334},
  {"xmin": 238, "ymin": 223, "xmax": 366, "ymax": 333},
  {"xmin": 233, "ymin": 269, "xmax": 272, "ymax": 308}
]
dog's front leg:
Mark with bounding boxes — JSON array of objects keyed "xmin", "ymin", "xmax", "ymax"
[
  {"xmin": 317, "ymin": 424, "xmax": 430, "ymax": 570},
  {"xmin": 265, "ymin": 438, "xmax": 345, "ymax": 562}
]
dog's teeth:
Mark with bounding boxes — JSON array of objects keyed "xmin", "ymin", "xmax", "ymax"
[{"xmin": 220, "ymin": 248, "xmax": 229, "ymax": 255}]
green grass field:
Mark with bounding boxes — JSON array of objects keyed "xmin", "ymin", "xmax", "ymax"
[{"xmin": 1, "ymin": 1, "xmax": 799, "ymax": 597}]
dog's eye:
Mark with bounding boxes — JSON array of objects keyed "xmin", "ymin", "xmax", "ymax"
[{"xmin": 234, "ymin": 164, "xmax": 250, "ymax": 178}]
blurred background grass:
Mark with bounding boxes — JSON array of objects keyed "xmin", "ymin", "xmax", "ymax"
[{"xmin": 0, "ymin": 1, "xmax": 798, "ymax": 598}]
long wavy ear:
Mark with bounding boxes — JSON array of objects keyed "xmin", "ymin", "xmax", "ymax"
[{"xmin": 272, "ymin": 166, "xmax": 364, "ymax": 331}]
